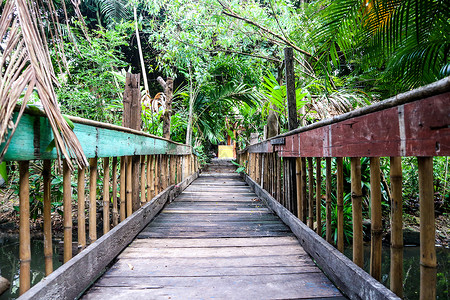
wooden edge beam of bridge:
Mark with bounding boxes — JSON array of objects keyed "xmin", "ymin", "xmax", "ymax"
[
  {"xmin": 18, "ymin": 172, "xmax": 199, "ymax": 300},
  {"xmin": 244, "ymin": 174, "xmax": 400, "ymax": 300}
]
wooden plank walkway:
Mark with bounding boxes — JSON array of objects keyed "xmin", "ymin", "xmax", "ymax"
[{"xmin": 82, "ymin": 172, "xmax": 345, "ymax": 299}]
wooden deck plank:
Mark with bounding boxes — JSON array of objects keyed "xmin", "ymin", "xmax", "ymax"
[{"xmin": 82, "ymin": 170, "xmax": 344, "ymax": 300}]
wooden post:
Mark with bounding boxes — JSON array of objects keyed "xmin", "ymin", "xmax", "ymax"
[
  {"xmin": 119, "ymin": 157, "xmax": 126, "ymax": 222},
  {"xmin": 308, "ymin": 157, "xmax": 314, "ymax": 230},
  {"xmin": 140, "ymin": 156, "xmax": 146, "ymax": 205},
  {"xmin": 316, "ymin": 157, "xmax": 322, "ymax": 236},
  {"xmin": 126, "ymin": 156, "xmax": 133, "ymax": 217},
  {"xmin": 19, "ymin": 161, "xmax": 30, "ymax": 295},
  {"xmin": 103, "ymin": 157, "xmax": 110, "ymax": 234},
  {"xmin": 170, "ymin": 156, "xmax": 176, "ymax": 185},
  {"xmin": 370, "ymin": 157, "xmax": 382, "ymax": 281},
  {"xmin": 157, "ymin": 76, "xmax": 174, "ymax": 139},
  {"xmin": 351, "ymin": 157, "xmax": 363, "ymax": 268},
  {"xmin": 177, "ymin": 155, "xmax": 182, "ymax": 183},
  {"xmin": 284, "ymin": 47, "xmax": 298, "ymax": 131},
  {"xmin": 89, "ymin": 157, "xmax": 97, "ymax": 243},
  {"xmin": 43, "ymin": 160, "xmax": 53, "ymax": 275},
  {"xmin": 63, "ymin": 160, "xmax": 72, "ymax": 263},
  {"xmin": 418, "ymin": 157, "xmax": 436, "ymax": 300},
  {"xmin": 122, "ymin": 73, "xmax": 142, "ymax": 214},
  {"xmin": 326, "ymin": 157, "xmax": 332, "ymax": 244},
  {"xmin": 301, "ymin": 157, "xmax": 307, "ymax": 223},
  {"xmin": 390, "ymin": 156, "xmax": 403, "ymax": 297},
  {"xmin": 336, "ymin": 157, "xmax": 344, "ymax": 252},
  {"xmin": 77, "ymin": 166, "xmax": 86, "ymax": 251},
  {"xmin": 112, "ymin": 157, "xmax": 119, "ymax": 226}
]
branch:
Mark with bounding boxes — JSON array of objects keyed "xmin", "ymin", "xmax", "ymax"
[
  {"xmin": 157, "ymin": 76, "xmax": 166, "ymax": 90},
  {"xmin": 173, "ymin": 36, "xmax": 282, "ymax": 63},
  {"xmin": 217, "ymin": 0, "xmax": 315, "ymax": 59}
]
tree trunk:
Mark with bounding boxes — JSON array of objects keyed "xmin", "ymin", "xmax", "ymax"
[{"xmin": 186, "ymin": 65, "xmax": 194, "ymax": 145}]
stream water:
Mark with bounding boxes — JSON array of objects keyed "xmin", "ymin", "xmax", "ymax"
[
  {"xmin": 0, "ymin": 235, "xmax": 62, "ymax": 300},
  {"xmin": 343, "ymin": 245, "xmax": 449, "ymax": 299},
  {"xmin": 0, "ymin": 235, "xmax": 448, "ymax": 299}
]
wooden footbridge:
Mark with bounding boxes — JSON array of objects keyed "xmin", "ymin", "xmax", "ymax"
[{"xmin": 0, "ymin": 77, "xmax": 449, "ymax": 299}]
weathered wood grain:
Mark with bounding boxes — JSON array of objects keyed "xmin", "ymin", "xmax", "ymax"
[
  {"xmin": 1, "ymin": 112, "xmax": 191, "ymax": 161},
  {"xmin": 82, "ymin": 170, "xmax": 343, "ymax": 300},
  {"xmin": 244, "ymin": 174, "xmax": 400, "ymax": 300},
  {"xmin": 18, "ymin": 172, "xmax": 199, "ymax": 300}
]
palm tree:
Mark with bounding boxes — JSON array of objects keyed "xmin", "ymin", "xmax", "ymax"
[{"xmin": 310, "ymin": 0, "xmax": 450, "ymax": 94}]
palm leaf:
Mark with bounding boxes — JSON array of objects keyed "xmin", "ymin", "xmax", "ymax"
[{"xmin": 0, "ymin": 0, "xmax": 88, "ymax": 169}]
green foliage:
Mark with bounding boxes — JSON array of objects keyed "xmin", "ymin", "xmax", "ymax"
[
  {"xmin": 231, "ymin": 160, "xmax": 246, "ymax": 174},
  {"xmin": 57, "ymin": 23, "xmax": 131, "ymax": 124},
  {"xmin": 321, "ymin": 192, "xmax": 354, "ymax": 245},
  {"xmin": 0, "ymin": 161, "xmax": 7, "ymax": 185}
]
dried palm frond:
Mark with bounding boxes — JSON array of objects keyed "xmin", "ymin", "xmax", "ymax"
[{"xmin": 0, "ymin": 0, "xmax": 88, "ymax": 170}]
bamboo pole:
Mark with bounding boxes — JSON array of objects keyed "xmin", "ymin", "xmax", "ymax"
[
  {"xmin": 316, "ymin": 157, "xmax": 322, "ymax": 235},
  {"xmin": 336, "ymin": 157, "xmax": 344, "ymax": 252},
  {"xmin": 418, "ymin": 157, "xmax": 436, "ymax": 300},
  {"xmin": 296, "ymin": 158, "xmax": 302, "ymax": 220},
  {"xmin": 308, "ymin": 157, "xmax": 314, "ymax": 230},
  {"xmin": 146, "ymin": 155, "xmax": 152, "ymax": 202},
  {"xmin": 277, "ymin": 155, "xmax": 282, "ymax": 202},
  {"xmin": 301, "ymin": 157, "xmax": 307, "ymax": 223},
  {"xmin": 370, "ymin": 157, "xmax": 382, "ymax": 281},
  {"xmin": 126, "ymin": 156, "xmax": 133, "ymax": 217},
  {"xmin": 326, "ymin": 157, "xmax": 332, "ymax": 244},
  {"xmin": 112, "ymin": 157, "xmax": 119, "ymax": 226},
  {"xmin": 89, "ymin": 157, "xmax": 97, "ymax": 242},
  {"xmin": 19, "ymin": 161, "xmax": 30, "ymax": 295},
  {"xmin": 140, "ymin": 156, "xmax": 146, "ymax": 205},
  {"xmin": 63, "ymin": 160, "xmax": 72, "ymax": 263},
  {"xmin": 351, "ymin": 157, "xmax": 363, "ymax": 268},
  {"xmin": 170, "ymin": 156, "xmax": 176, "ymax": 185},
  {"xmin": 390, "ymin": 156, "xmax": 403, "ymax": 298},
  {"xmin": 43, "ymin": 160, "xmax": 53, "ymax": 275},
  {"xmin": 119, "ymin": 157, "xmax": 126, "ymax": 222},
  {"xmin": 154, "ymin": 155, "xmax": 160, "ymax": 195},
  {"xmin": 103, "ymin": 157, "xmax": 110, "ymax": 234},
  {"xmin": 77, "ymin": 166, "xmax": 86, "ymax": 251}
]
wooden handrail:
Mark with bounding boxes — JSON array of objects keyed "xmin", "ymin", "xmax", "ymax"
[{"xmin": 238, "ymin": 80, "xmax": 449, "ymax": 300}]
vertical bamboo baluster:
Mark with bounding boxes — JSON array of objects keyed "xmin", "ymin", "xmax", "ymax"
[
  {"xmin": 166, "ymin": 155, "xmax": 170, "ymax": 187},
  {"xmin": 161, "ymin": 155, "xmax": 166, "ymax": 189},
  {"xmin": 390, "ymin": 156, "xmax": 403, "ymax": 297},
  {"xmin": 296, "ymin": 158, "xmax": 303, "ymax": 220},
  {"xmin": 89, "ymin": 157, "xmax": 97, "ymax": 242},
  {"xmin": 308, "ymin": 157, "xmax": 314, "ymax": 230},
  {"xmin": 112, "ymin": 157, "xmax": 119, "ymax": 226},
  {"xmin": 77, "ymin": 166, "xmax": 86, "ymax": 251},
  {"xmin": 146, "ymin": 155, "xmax": 152, "ymax": 202},
  {"xmin": 351, "ymin": 157, "xmax": 363, "ymax": 268},
  {"xmin": 167, "ymin": 156, "xmax": 172, "ymax": 186},
  {"xmin": 336, "ymin": 157, "xmax": 344, "ymax": 252},
  {"xmin": 301, "ymin": 157, "xmax": 307, "ymax": 223},
  {"xmin": 126, "ymin": 156, "xmax": 133, "ymax": 217},
  {"xmin": 264, "ymin": 154, "xmax": 268, "ymax": 189},
  {"xmin": 418, "ymin": 157, "xmax": 436, "ymax": 300},
  {"xmin": 272, "ymin": 153, "xmax": 276, "ymax": 197},
  {"xmin": 370, "ymin": 157, "xmax": 382, "ymax": 281},
  {"xmin": 103, "ymin": 157, "xmax": 110, "ymax": 234},
  {"xmin": 154, "ymin": 155, "xmax": 160, "ymax": 195},
  {"xmin": 19, "ymin": 161, "xmax": 30, "ymax": 295},
  {"xmin": 119, "ymin": 157, "xmax": 126, "ymax": 222},
  {"xmin": 257, "ymin": 154, "xmax": 261, "ymax": 185},
  {"xmin": 171, "ymin": 156, "xmax": 176, "ymax": 185},
  {"xmin": 178, "ymin": 156, "xmax": 182, "ymax": 183},
  {"xmin": 326, "ymin": 157, "xmax": 332, "ymax": 244},
  {"xmin": 63, "ymin": 160, "xmax": 72, "ymax": 263},
  {"xmin": 316, "ymin": 157, "xmax": 322, "ymax": 235},
  {"xmin": 43, "ymin": 160, "xmax": 53, "ymax": 275},
  {"xmin": 277, "ymin": 155, "xmax": 282, "ymax": 202},
  {"xmin": 140, "ymin": 156, "xmax": 146, "ymax": 205}
]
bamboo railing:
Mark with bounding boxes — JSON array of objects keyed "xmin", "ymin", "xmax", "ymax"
[
  {"xmin": 0, "ymin": 109, "xmax": 198, "ymax": 296},
  {"xmin": 238, "ymin": 78, "xmax": 450, "ymax": 300}
]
